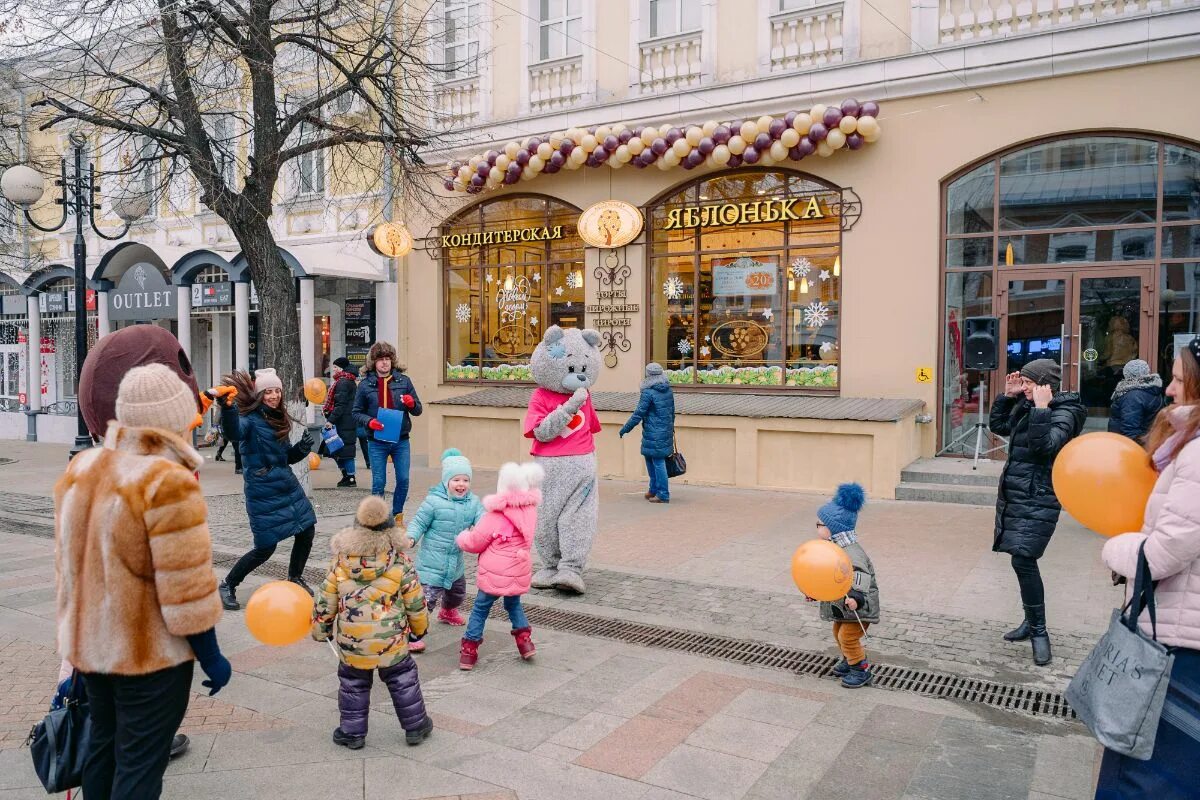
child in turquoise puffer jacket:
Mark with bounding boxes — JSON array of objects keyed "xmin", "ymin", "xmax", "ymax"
[{"xmin": 405, "ymin": 449, "xmax": 484, "ymax": 650}]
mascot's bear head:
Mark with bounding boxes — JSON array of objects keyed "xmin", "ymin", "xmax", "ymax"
[
  {"xmin": 79, "ymin": 325, "xmax": 202, "ymax": 439},
  {"xmin": 530, "ymin": 326, "xmax": 603, "ymax": 393}
]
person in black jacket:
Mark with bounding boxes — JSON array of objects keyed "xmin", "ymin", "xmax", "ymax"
[
  {"xmin": 324, "ymin": 357, "xmax": 359, "ymax": 487},
  {"xmin": 353, "ymin": 341, "xmax": 423, "ymax": 525},
  {"xmin": 1107, "ymin": 358, "xmax": 1165, "ymax": 443},
  {"xmin": 989, "ymin": 358, "xmax": 1086, "ymax": 666}
]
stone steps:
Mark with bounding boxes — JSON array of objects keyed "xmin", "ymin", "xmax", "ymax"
[{"xmin": 895, "ymin": 457, "xmax": 1002, "ymax": 506}]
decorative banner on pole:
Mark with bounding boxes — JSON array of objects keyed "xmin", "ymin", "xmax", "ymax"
[{"xmin": 577, "ymin": 201, "xmax": 644, "ymax": 249}]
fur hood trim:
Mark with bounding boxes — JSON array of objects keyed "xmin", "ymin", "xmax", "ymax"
[
  {"xmin": 483, "ymin": 488, "xmax": 542, "ymax": 512},
  {"xmin": 330, "ymin": 525, "xmax": 407, "ymax": 555},
  {"xmin": 102, "ymin": 422, "xmax": 203, "ymax": 471}
]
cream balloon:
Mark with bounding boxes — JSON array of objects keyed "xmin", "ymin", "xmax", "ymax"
[
  {"xmin": 628, "ymin": 138, "xmax": 645, "ymax": 156},
  {"xmin": 609, "ymin": 157, "xmax": 625, "ymax": 169},
  {"xmin": 817, "ymin": 141, "xmax": 835, "ymax": 157},
  {"xmin": 528, "ymin": 155, "xmax": 545, "ymax": 172},
  {"xmin": 793, "ymin": 113, "xmax": 813, "ymax": 135},
  {"xmin": 581, "ymin": 134, "xmax": 598, "ymax": 152},
  {"xmin": 728, "ymin": 135, "xmax": 747, "ymax": 155},
  {"xmin": 641, "ymin": 128, "xmax": 657, "ymax": 147},
  {"xmin": 672, "ymin": 138, "xmax": 691, "ymax": 157},
  {"xmin": 809, "ymin": 104, "xmax": 827, "ymax": 124},
  {"xmin": 453, "ymin": 178, "xmax": 466, "ymax": 191},
  {"xmin": 685, "ymin": 126, "xmax": 703, "ymax": 146},
  {"xmin": 769, "ymin": 141, "xmax": 789, "ymax": 161},
  {"xmin": 712, "ymin": 144, "xmax": 731, "ymax": 165},
  {"xmin": 521, "ymin": 167, "xmax": 535, "ymax": 180},
  {"xmin": 757, "ymin": 115, "xmax": 774, "ymax": 132},
  {"xmin": 656, "ymin": 157, "xmax": 673, "ymax": 171},
  {"xmin": 489, "ymin": 166, "xmax": 503, "ymax": 182},
  {"xmin": 569, "ymin": 147, "xmax": 588, "ymax": 165},
  {"xmin": 862, "ymin": 126, "xmax": 881, "ymax": 143},
  {"xmin": 659, "ymin": 123, "xmax": 672, "ymax": 137},
  {"xmin": 857, "ymin": 116, "xmax": 881, "ymax": 142},
  {"xmin": 739, "ymin": 120, "xmax": 758, "ymax": 141},
  {"xmin": 705, "ymin": 154, "xmax": 718, "ymax": 169},
  {"xmin": 838, "ymin": 116, "xmax": 858, "ymax": 135},
  {"xmin": 458, "ymin": 165, "xmax": 472, "ymax": 181},
  {"xmin": 504, "ymin": 141, "xmax": 520, "ymax": 159},
  {"xmin": 702, "ymin": 120, "xmax": 718, "ymax": 136},
  {"xmin": 537, "ymin": 142, "xmax": 553, "ymax": 160},
  {"xmin": 826, "ymin": 129, "xmax": 847, "ymax": 149},
  {"xmin": 595, "ymin": 125, "xmax": 611, "ymax": 140},
  {"xmin": 612, "ymin": 123, "xmax": 627, "ymax": 135},
  {"xmin": 663, "ymin": 150, "xmax": 681, "ymax": 167},
  {"xmin": 498, "ymin": 154, "xmax": 513, "ymax": 170},
  {"xmin": 566, "ymin": 127, "xmax": 583, "ymax": 142},
  {"xmin": 549, "ymin": 133, "xmax": 564, "ymax": 149},
  {"xmin": 780, "ymin": 128, "xmax": 801, "ymax": 148},
  {"xmin": 468, "ymin": 155, "xmax": 482, "ymax": 168}
]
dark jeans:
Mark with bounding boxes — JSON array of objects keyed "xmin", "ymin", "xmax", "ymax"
[
  {"xmin": 645, "ymin": 456, "xmax": 670, "ymax": 501},
  {"xmin": 1011, "ymin": 554, "xmax": 1045, "ymax": 606},
  {"xmin": 369, "ymin": 437, "xmax": 411, "ymax": 516},
  {"xmin": 82, "ymin": 661, "xmax": 193, "ymax": 800},
  {"xmin": 225, "ymin": 525, "xmax": 316, "ymax": 588},
  {"xmin": 465, "ymin": 592, "xmax": 530, "ymax": 642},
  {"xmin": 425, "ymin": 576, "xmax": 467, "ymax": 612},
  {"xmin": 337, "ymin": 658, "xmax": 427, "ymax": 735},
  {"xmin": 335, "ymin": 455, "xmax": 356, "ymax": 476},
  {"xmin": 216, "ymin": 439, "xmax": 242, "ymax": 470},
  {"xmin": 1096, "ymin": 647, "xmax": 1200, "ymax": 799},
  {"xmin": 358, "ymin": 435, "xmax": 371, "ymax": 468}
]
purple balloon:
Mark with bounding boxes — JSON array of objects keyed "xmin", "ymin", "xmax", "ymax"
[
  {"xmin": 754, "ymin": 133, "xmax": 772, "ymax": 152},
  {"xmin": 698, "ymin": 137, "xmax": 715, "ymax": 155},
  {"xmin": 526, "ymin": 138, "xmax": 541, "ymax": 154},
  {"xmin": 784, "ymin": 111, "xmax": 798, "ymax": 128},
  {"xmin": 727, "ymin": 154, "xmax": 743, "ymax": 169},
  {"xmin": 549, "ymin": 151, "xmax": 566, "ymax": 168},
  {"xmin": 788, "ymin": 146, "xmax": 804, "ymax": 161},
  {"xmin": 797, "ymin": 138, "xmax": 816, "ymax": 156},
  {"xmin": 768, "ymin": 119, "xmax": 787, "ymax": 139},
  {"xmin": 728, "ymin": 120, "xmax": 744, "ymax": 135},
  {"xmin": 651, "ymin": 138, "xmax": 669, "ymax": 156},
  {"xmin": 682, "ymin": 159, "xmax": 695, "ymax": 171},
  {"xmin": 808, "ymin": 123, "xmax": 829, "ymax": 143},
  {"xmin": 466, "ymin": 185, "xmax": 480, "ymax": 194},
  {"xmin": 443, "ymin": 179, "xmax": 455, "ymax": 191},
  {"xmin": 641, "ymin": 151, "xmax": 658, "ymax": 167},
  {"xmin": 544, "ymin": 163, "xmax": 560, "ymax": 174},
  {"xmin": 515, "ymin": 150, "xmax": 530, "ymax": 166},
  {"xmin": 632, "ymin": 158, "xmax": 646, "ymax": 169},
  {"xmin": 560, "ymin": 140, "xmax": 575, "ymax": 156},
  {"xmin": 587, "ymin": 126, "xmax": 597, "ymax": 135},
  {"xmin": 840, "ymin": 98, "xmax": 861, "ymax": 117},
  {"xmin": 470, "ymin": 174, "xmax": 485, "ymax": 187},
  {"xmin": 665, "ymin": 127, "xmax": 683, "ymax": 144},
  {"xmin": 618, "ymin": 130, "xmax": 633, "ymax": 144},
  {"xmin": 686, "ymin": 150, "xmax": 705, "ymax": 168},
  {"xmin": 712, "ymin": 125, "xmax": 731, "ymax": 144},
  {"xmin": 449, "ymin": 160, "xmax": 463, "ymax": 172},
  {"xmin": 485, "ymin": 150, "xmax": 499, "ymax": 164},
  {"xmin": 584, "ymin": 154, "xmax": 598, "ymax": 168},
  {"xmin": 506, "ymin": 162, "xmax": 522, "ymax": 176},
  {"xmin": 846, "ymin": 132, "xmax": 865, "ymax": 150},
  {"xmin": 502, "ymin": 172, "xmax": 518, "ymax": 185},
  {"xmin": 476, "ymin": 162, "xmax": 491, "ymax": 177},
  {"xmin": 594, "ymin": 147, "xmax": 609, "ymax": 163},
  {"xmin": 860, "ymin": 101, "xmax": 880, "ymax": 118},
  {"xmin": 603, "ymin": 135, "xmax": 619, "ymax": 152},
  {"xmin": 742, "ymin": 148, "xmax": 760, "ymax": 165},
  {"xmin": 822, "ymin": 108, "xmax": 843, "ymax": 128}
]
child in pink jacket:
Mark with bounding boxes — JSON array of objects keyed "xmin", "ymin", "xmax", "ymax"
[{"xmin": 455, "ymin": 461, "xmax": 544, "ymax": 670}]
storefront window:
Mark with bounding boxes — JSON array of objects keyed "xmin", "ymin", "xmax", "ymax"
[
  {"xmin": 647, "ymin": 169, "xmax": 842, "ymax": 389},
  {"xmin": 443, "ymin": 196, "xmax": 584, "ymax": 382},
  {"xmin": 37, "ymin": 277, "xmax": 98, "ymax": 413},
  {"xmin": 1160, "ymin": 262, "xmax": 1200, "ymax": 381}
]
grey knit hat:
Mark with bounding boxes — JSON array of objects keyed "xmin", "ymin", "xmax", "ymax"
[
  {"xmin": 645, "ymin": 362, "xmax": 664, "ymax": 377},
  {"xmin": 1123, "ymin": 359, "xmax": 1152, "ymax": 381},
  {"xmin": 1020, "ymin": 359, "xmax": 1061, "ymax": 387},
  {"xmin": 115, "ymin": 364, "xmax": 198, "ymax": 435}
]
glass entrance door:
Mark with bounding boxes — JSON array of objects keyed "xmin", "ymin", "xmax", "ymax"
[{"xmin": 999, "ymin": 269, "xmax": 1152, "ymax": 432}]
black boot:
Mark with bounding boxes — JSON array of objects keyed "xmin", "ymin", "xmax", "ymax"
[
  {"xmin": 289, "ymin": 575, "xmax": 314, "ymax": 596},
  {"xmin": 337, "ymin": 470, "xmax": 356, "ymax": 488},
  {"xmin": 1027, "ymin": 603, "xmax": 1052, "ymax": 666},
  {"xmin": 219, "ymin": 580, "xmax": 240, "ymax": 611},
  {"xmin": 1003, "ymin": 616, "xmax": 1031, "ymax": 642}
]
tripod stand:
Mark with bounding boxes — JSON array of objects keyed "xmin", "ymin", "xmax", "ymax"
[{"xmin": 937, "ymin": 376, "xmax": 1006, "ymax": 469}]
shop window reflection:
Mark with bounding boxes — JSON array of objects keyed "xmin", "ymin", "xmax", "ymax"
[{"xmin": 1160, "ymin": 262, "xmax": 1200, "ymax": 382}]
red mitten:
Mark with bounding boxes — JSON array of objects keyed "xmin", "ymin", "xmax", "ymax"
[
  {"xmin": 401, "ymin": 394, "xmax": 415, "ymax": 409},
  {"xmin": 368, "ymin": 419, "xmax": 385, "ymax": 431}
]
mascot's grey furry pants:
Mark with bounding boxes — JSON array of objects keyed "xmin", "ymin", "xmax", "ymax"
[{"xmin": 534, "ymin": 453, "xmax": 598, "ymax": 581}]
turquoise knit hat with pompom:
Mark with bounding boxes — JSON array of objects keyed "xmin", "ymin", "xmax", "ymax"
[{"xmin": 441, "ymin": 448, "xmax": 472, "ymax": 484}]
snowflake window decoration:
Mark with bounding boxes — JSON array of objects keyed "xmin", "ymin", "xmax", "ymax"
[
  {"xmin": 566, "ymin": 301, "xmax": 573, "ymax": 308},
  {"xmin": 790, "ymin": 257, "xmax": 813, "ymax": 279},
  {"xmin": 532, "ymin": 273, "xmax": 541, "ymax": 283},
  {"xmin": 803, "ymin": 301, "xmax": 830, "ymax": 329},
  {"xmin": 819, "ymin": 269, "xmax": 831, "ymax": 282},
  {"xmin": 530, "ymin": 315, "xmax": 539, "ymax": 327},
  {"xmin": 485, "ymin": 273, "xmax": 494, "ymax": 283},
  {"xmin": 677, "ymin": 338, "xmax": 693, "ymax": 356},
  {"xmin": 761, "ymin": 308, "xmax": 774, "ymax": 320},
  {"xmin": 663, "ymin": 276, "xmax": 685, "ymax": 300},
  {"xmin": 554, "ymin": 286, "xmax": 564, "ymax": 296},
  {"xmin": 819, "ymin": 341, "xmax": 836, "ymax": 355},
  {"xmin": 699, "ymin": 345, "xmax": 710, "ymax": 357},
  {"xmin": 454, "ymin": 303, "xmax": 471, "ymax": 324},
  {"xmin": 564, "ymin": 271, "xmax": 581, "ymax": 289}
]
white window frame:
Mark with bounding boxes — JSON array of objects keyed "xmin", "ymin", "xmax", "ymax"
[
  {"xmin": 538, "ymin": 0, "xmax": 582, "ymax": 62},
  {"xmin": 440, "ymin": 0, "xmax": 481, "ymax": 81},
  {"xmin": 648, "ymin": 0, "xmax": 701, "ymax": 38},
  {"xmin": 210, "ymin": 115, "xmax": 237, "ymax": 191},
  {"xmin": 294, "ymin": 126, "xmax": 326, "ymax": 199}
]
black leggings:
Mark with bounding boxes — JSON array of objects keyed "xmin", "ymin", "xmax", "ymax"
[
  {"xmin": 226, "ymin": 525, "xmax": 315, "ymax": 588},
  {"xmin": 1011, "ymin": 555, "xmax": 1045, "ymax": 606}
]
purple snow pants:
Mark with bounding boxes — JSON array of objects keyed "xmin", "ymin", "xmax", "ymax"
[{"xmin": 337, "ymin": 657, "xmax": 427, "ymax": 736}]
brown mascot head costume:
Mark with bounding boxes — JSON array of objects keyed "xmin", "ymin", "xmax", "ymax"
[{"xmin": 79, "ymin": 325, "xmax": 202, "ymax": 439}]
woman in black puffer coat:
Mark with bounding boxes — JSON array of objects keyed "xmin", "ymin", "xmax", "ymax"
[{"xmin": 989, "ymin": 358, "xmax": 1086, "ymax": 667}]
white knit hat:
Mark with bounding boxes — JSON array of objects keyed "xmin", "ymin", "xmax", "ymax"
[
  {"xmin": 254, "ymin": 368, "xmax": 284, "ymax": 394},
  {"xmin": 115, "ymin": 364, "xmax": 198, "ymax": 435}
]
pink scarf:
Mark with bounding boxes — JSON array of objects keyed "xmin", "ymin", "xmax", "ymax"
[{"xmin": 1152, "ymin": 405, "xmax": 1198, "ymax": 472}]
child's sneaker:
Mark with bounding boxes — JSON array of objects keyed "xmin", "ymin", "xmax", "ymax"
[
  {"xmin": 840, "ymin": 661, "xmax": 873, "ymax": 689},
  {"xmin": 511, "ymin": 627, "xmax": 536, "ymax": 660},
  {"xmin": 831, "ymin": 658, "xmax": 850, "ymax": 678},
  {"xmin": 332, "ymin": 727, "xmax": 365, "ymax": 750},
  {"xmin": 438, "ymin": 607, "xmax": 466, "ymax": 626},
  {"xmin": 459, "ymin": 638, "xmax": 480, "ymax": 670},
  {"xmin": 408, "ymin": 635, "xmax": 425, "ymax": 653},
  {"xmin": 405, "ymin": 715, "xmax": 434, "ymax": 746}
]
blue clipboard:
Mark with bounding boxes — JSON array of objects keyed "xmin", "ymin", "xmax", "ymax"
[{"xmin": 376, "ymin": 408, "xmax": 405, "ymax": 443}]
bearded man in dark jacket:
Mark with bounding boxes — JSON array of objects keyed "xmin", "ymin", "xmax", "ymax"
[{"xmin": 989, "ymin": 358, "xmax": 1087, "ymax": 667}]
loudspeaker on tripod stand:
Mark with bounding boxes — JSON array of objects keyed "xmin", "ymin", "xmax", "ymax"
[{"xmin": 964, "ymin": 316, "xmax": 999, "ymax": 371}]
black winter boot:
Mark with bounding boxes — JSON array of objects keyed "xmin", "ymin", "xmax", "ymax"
[
  {"xmin": 1003, "ymin": 616, "xmax": 1031, "ymax": 642},
  {"xmin": 1027, "ymin": 603, "xmax": 1052, "ymax": 666},
  {"xmin": 337, "ymin": 470, "xmax": 356, "ymax": 488},
  {"xmin": 219, "ymin": 580, "xmax": 240, "ymax": 611}
]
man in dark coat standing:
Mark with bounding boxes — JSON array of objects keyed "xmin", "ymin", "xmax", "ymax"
[
  {"xmin": 989, "ymin": 358, "xmax": 1087, "ymax": 666},
  {"xmin": 324, "ymin": 357, "xmax": 359, "ymax": 487}
]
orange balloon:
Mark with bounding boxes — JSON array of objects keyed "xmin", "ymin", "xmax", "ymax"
[
  {"xmin": 791, "ymin": 539, "xmax": 854, "ymax": 601},
  {"xmin": 303, "ymin": 378, "xmax": 328, "ymax": 405},
  {"xmin": 307, "ymin": 452, "xmax": 321, "ymax": 470},
  {"xmin": 1052, "ymin": 431, "xmax": 1157, "ymax": 537},
  {"xmin": 244, "ymin": 581, "xmax": 314, "ymax": 646}
]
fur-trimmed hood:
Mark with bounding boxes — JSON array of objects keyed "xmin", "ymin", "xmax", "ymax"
[{"xmin": 103, "ymin": 421, "xmax": 203, "ymax": 472}]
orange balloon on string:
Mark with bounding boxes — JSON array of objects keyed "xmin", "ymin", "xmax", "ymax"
[
  {"xmin": 303, "ymin": 378, "xmax": 328, "ymax": 405},
  {"xmin": 244, "ymin": 581, "xmax": 314, "ymax": 646},
  {"xmin": 307, "ymin": 452, "xmax": 321, "ymax": 470},
  {"xmin": 1052, "ymin": 432, "xmax": 1157, "ymax": 537},
  {"xmin": 791, "ymin": 539, "xmax": 854, "ymax": 601}
]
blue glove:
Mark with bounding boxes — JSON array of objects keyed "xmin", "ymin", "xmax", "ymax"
[{"xmin": 187, "ymin": 628, "xmax": 232, "ymax": 696}]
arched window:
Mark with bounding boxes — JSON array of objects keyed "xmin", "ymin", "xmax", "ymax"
[
  {"xmin": 940, "ymin": 134, "xmax": 1200, "ymax": 453},
  {"xmin": 646, "ymin": 168, "xmax": 843, "ymax": 389},
  {"xmin": 441, "ymin": 195, "xmax": 584, "ymax": 382}
]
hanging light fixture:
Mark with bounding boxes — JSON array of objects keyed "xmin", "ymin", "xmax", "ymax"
[
  {"xmin": 574, "ymin": 269, "xmax": 584, "ymax": 289},
  {"xmin": 504, "ymin": 274, "xmax": 514, "ymax": 290},
  {"xmin": 800, "ymin": 276, "xmax": 809, "ymax": 294},
  {"xmin": 1005, "ymin": 242, "xmax": 1014, "ymax": 267},
  {"xmin": 833, "ymin": 255, "xmax": 841, "ymax": 277}
]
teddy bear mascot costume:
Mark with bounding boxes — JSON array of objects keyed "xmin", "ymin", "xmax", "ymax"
[{"xmin": 523, "ymin": 325, "xmax": 603, "ymax": 594}]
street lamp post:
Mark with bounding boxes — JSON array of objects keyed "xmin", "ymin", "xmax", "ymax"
[{"xmin": 1, "ymin": 131, "xmax": 146, "ymax": 456}]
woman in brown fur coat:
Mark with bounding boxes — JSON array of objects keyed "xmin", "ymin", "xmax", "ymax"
[{"xmin": 55, "ymin": 363, "xmax": 229, "ymax": 800}]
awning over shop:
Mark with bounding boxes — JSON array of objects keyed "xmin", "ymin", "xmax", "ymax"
[{"xmin": 284, "ymin": 238, "xmax": 389, "ymax": 282}]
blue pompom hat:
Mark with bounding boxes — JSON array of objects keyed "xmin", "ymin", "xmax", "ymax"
[
  {"xmin": 817, "ymin": 483, "xmax": 867, "ymax": 534},
  {"xmin": 441, "ymin": 448, "xmax": 472, "ymax": 484}
]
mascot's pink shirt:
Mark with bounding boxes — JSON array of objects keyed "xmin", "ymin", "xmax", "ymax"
[{"xmin": 523, "ymin": 388, "xmax": 602, "ymax": 457}]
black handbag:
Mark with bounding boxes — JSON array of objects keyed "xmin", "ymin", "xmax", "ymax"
[
  {"xmin": 28, "ymin": 672, "xmax": 91, "ymax": 793},
  {"xmin": 665, "ymin": 434, "xmax": 687, "ymax": 478}
]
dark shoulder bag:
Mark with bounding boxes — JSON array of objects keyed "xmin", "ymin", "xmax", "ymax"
[
  {"xmin": 27, "ymin": 671, "xmax": 91, "ymax": 792},
  {"xmin": 665, "ymin": 433, "xmax": 687, "ymax": 478}
]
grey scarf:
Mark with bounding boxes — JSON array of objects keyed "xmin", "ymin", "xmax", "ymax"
[{"xmin": 1112, "ymin": 373, "xmax": 1162, "ymax": 401}]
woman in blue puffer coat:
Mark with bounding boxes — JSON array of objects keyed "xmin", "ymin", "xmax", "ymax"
[
  {"xmin": 216, "ymin": 368, "xmax": 319, "ymax": 611},
  {"xmin": 619, "ymin": 363, "xmax": 676, "ymax": 504}
]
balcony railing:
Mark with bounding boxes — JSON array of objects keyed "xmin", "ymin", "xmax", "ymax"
[
  {"xmin": 436, "ymin": 76, "xmax": 481, "ymax": 125},
  {"xmin": 529, "ymin": 55, "xmax": 585, "ymax": 113},
  {"xmin": 938, "ymin": 0, "xmax": 1195, "ymax": 42},
  {"xmin": 770, "ymin": 2, "xmax": 845, "ymax": 72},
  {"xmin": 638, "ymin": 30, "xmax": 704, "ymax": 94}
]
